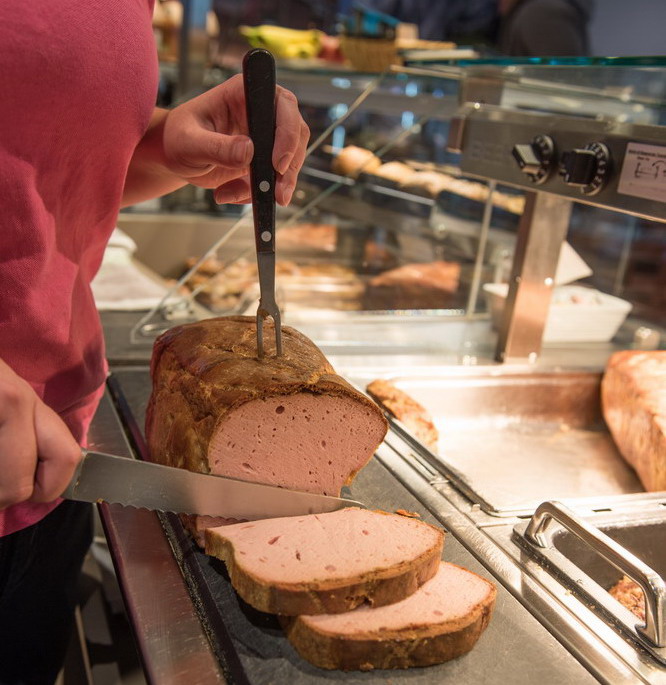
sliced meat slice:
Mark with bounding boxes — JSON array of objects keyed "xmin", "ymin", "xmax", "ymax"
[
  {"xmin": 366, "ymin": 379, "xmax": 439, "ymax": 451},
  {"xmin": 205, "ymin": 507, "xmax": 444, "ymax": 616},
  {"xmin": 284, "ymin": 562, "xmax": 496, "ymax": 671}
]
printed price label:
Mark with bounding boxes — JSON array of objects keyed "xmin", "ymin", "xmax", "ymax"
[{"xmin": 618, "ymin": 142, "xmax": 666, "ymax": 203}]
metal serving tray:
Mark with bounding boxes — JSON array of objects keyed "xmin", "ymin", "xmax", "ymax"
[
  {"xmin": 514, "ymin": 501, "xmax": 666, "ymax": 665},
  {"xmin": 351, "ymin": 368, "xmax": 643, "ymax": 516}
]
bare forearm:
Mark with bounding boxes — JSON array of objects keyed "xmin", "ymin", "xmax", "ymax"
[{"xmin": 121, "ymin": 108, "xmax": 187, "ymax": 207}]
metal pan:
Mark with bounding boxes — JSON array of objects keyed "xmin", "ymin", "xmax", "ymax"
[{"xmin": 350, "ymin": 368, "xmax": 644, "ymax": 516}]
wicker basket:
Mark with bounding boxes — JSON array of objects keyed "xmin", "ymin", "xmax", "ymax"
[
  {"xmin": 339, "ymin": 35, "xmax": 400, "ymax": 72},
  {"xmin": 339, "ymin": 36, "xmax": 458, "ymax": 72}
]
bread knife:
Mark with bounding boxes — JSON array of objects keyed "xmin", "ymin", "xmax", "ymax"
[{"xmin": 62, "ymin": 449, "xmax": 364, "ymax": 519}]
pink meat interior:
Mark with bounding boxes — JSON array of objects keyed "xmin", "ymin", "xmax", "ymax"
[
  {"xmin": 207, "ymin": 392, "xmax": 385, "ymax": 495},
  {"xmin": 301, "ymin": 562, "xmax": 492, "ymax": 633},
  {"xmin": 208, "ymin": 508, "xmax": 441, "ymax": 585}
]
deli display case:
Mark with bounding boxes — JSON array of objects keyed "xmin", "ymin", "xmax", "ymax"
[
  {"xmin": 99, "ymin": 57, "xmax": 666, "ymax": 683},
  {"xmin": 117, "ymin": 57, "xmax": 666, "ymax": 360}
]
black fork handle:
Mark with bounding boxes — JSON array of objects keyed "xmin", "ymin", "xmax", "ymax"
[{"xmin": 243, "ymin": 48, "xmax": 277, "ymax": 255}]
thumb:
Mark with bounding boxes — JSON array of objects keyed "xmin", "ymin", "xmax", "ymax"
[{"xmin": 177, "ymin": 128, "xmax": 253, "ymax": 171}]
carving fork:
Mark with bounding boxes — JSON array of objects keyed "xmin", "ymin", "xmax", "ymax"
[{"xmin": 243, "ymin": 48, "xmax": 282, "ymax": 358}]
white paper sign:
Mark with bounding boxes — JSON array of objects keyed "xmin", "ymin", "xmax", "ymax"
[
  {"xmin": 618, "ymin": 142, "xmax": 666, "ymax": 203},
  {"xmin": 555, "ymin": 241, "xmax": 593, "ymax": 286}
]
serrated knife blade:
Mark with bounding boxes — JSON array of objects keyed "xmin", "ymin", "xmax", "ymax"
[{"xmin": 62, "ymin": 450, "xmax": 363, "ymax": 520}]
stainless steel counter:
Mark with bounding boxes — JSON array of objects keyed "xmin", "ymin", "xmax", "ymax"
[
  {"xmin": 99, "ymin": 366, "xmax": 602, "ymax": 685},
  {"xmin": 88, "ymin": 390, "xmax": 225, "ymax": 684}
]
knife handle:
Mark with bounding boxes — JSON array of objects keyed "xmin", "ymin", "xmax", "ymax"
[{"xmin": 243, "ymin": 48, "xmax": 276, "ymax": 255}]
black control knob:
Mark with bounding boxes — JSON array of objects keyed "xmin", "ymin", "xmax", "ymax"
[
  {"xmin": 511, "ymin": 134, "xmax": 555, "ymax": 185},
  {"xmin": 559, "ymin": 142, "xmax": 611, "ymax": 195}
]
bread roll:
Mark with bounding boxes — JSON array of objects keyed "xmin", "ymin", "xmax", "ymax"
[{"xmin": 332, "ymin": 146, "xmax": 381, "ymax": 179}]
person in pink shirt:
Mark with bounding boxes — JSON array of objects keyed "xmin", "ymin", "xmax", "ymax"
[{"xmin": 0, "ymin": 1, "xmax": 308, "ymax": 682}]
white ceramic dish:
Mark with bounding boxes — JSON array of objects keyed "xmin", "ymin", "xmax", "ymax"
[{"xmin": 482, "ymin": 283, "xmax": 632, "ymax": 343}]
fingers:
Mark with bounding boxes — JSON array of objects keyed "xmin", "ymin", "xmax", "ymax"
[
  {"xmin": 276, "ymin": 120, "xmax": 309, "ymax": 206},
  {"xmin": 214, "ymin": 115, "xmax": 307, "ymax": 206},
  {"xmin": 31, "ymin": 401, "xmax": 81, "ymax": 504},
  {"xmin": 192, "ymin": 129, "xmax": 253, "ymax": 171},
  {"xmin": 273, "ymin": 87, "xmax": 309, "ymax": 177},
  {"xmin": 0, "ymin": 360, "xmax": 81, "ymax": 509},
  {"xmin": 219, "ymin": 87, "xmax": 308, "ymax": 205},
  {"xmin": 166, "ymin": 112, "xmax": 254, "ymax": 178},
  {"xmin": 0, "ymin": 373, "xmax": 38, "ymax": 509},
  {"xmin": 214, "ymin": 175, "xmax": 251, "ymax": 204}
]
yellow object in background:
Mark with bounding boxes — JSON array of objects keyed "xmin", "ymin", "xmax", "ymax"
[{"xmin": 240, "ymin": 25, "xmax": 322, "ymax": 59}]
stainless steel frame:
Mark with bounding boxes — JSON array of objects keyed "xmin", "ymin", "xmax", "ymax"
[
  {"xmin": 448, "ymin": 104, "xmax": 666, "ymax": 221},
  {"xmin": 494, "ymin": 191, "xmax": 572, "ymax": 362},
  {"xmin": 343, "ymin": 361, "xmax": 666, "ymax": 681},
  {"xmin": 448, "ymin": 102, "xmax": 666, "ymax": 363}
]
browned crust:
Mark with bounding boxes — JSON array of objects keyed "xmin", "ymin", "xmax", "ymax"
[
  {"xmin": 145, "ymin": 316, "xmax": 388, "ymax": 478},
  {"xmin": 180, "ymin": 513, "xmax": 242, "ymax": 548},
  {"xmin": 367, "ymin": 379, "xmax": 438, "ymax": 450},
  {"xmin": 204, "ymin": 511, "xmax": 444, "ymax": 616},
  {"xmin": 282, "ymin": 564, "xmax": 496, "ymax": 670},
  {"xmin": 601, "ymin": 350, "xmax": 666, "ymax": 491}
]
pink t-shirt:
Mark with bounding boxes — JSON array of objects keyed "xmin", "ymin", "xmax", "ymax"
[{"xmin": 0, "ymin": 0, "xmax": 158, "ymax": 536}]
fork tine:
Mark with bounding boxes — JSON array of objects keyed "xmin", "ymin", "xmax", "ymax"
[
  {"xmin": 273, "ymin": 309, "xmax": 283, "ymax": 356},
  {"xmin": 256, "ymin": 312, "xmax": 265, "ymax": 360},
  {"xmin": 256, "ymin": 308, "xmax": 282, "ymax": 359}
]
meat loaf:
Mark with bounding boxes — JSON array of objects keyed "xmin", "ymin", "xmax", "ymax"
[
  {"xmin": 601, "ymin": 350, "xmax": 666, "ymax": 491},
  {"xmin": 146, "ymin": 317, "xmax": 388, "ymax": 541},
  {"xmin": 363, "ymin": 261, "xmax": 461, "ymax": 311},
  {"xmin": 366, "ymin": 379, "xmax": 438, "ymax": 451},
  {"xmin": 284, "ymin": 561, "xmax": 496, "ymax": 670},
  {"xmin": 204, "ymin": 507, "xmax": 444, "ymax": 615}
]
